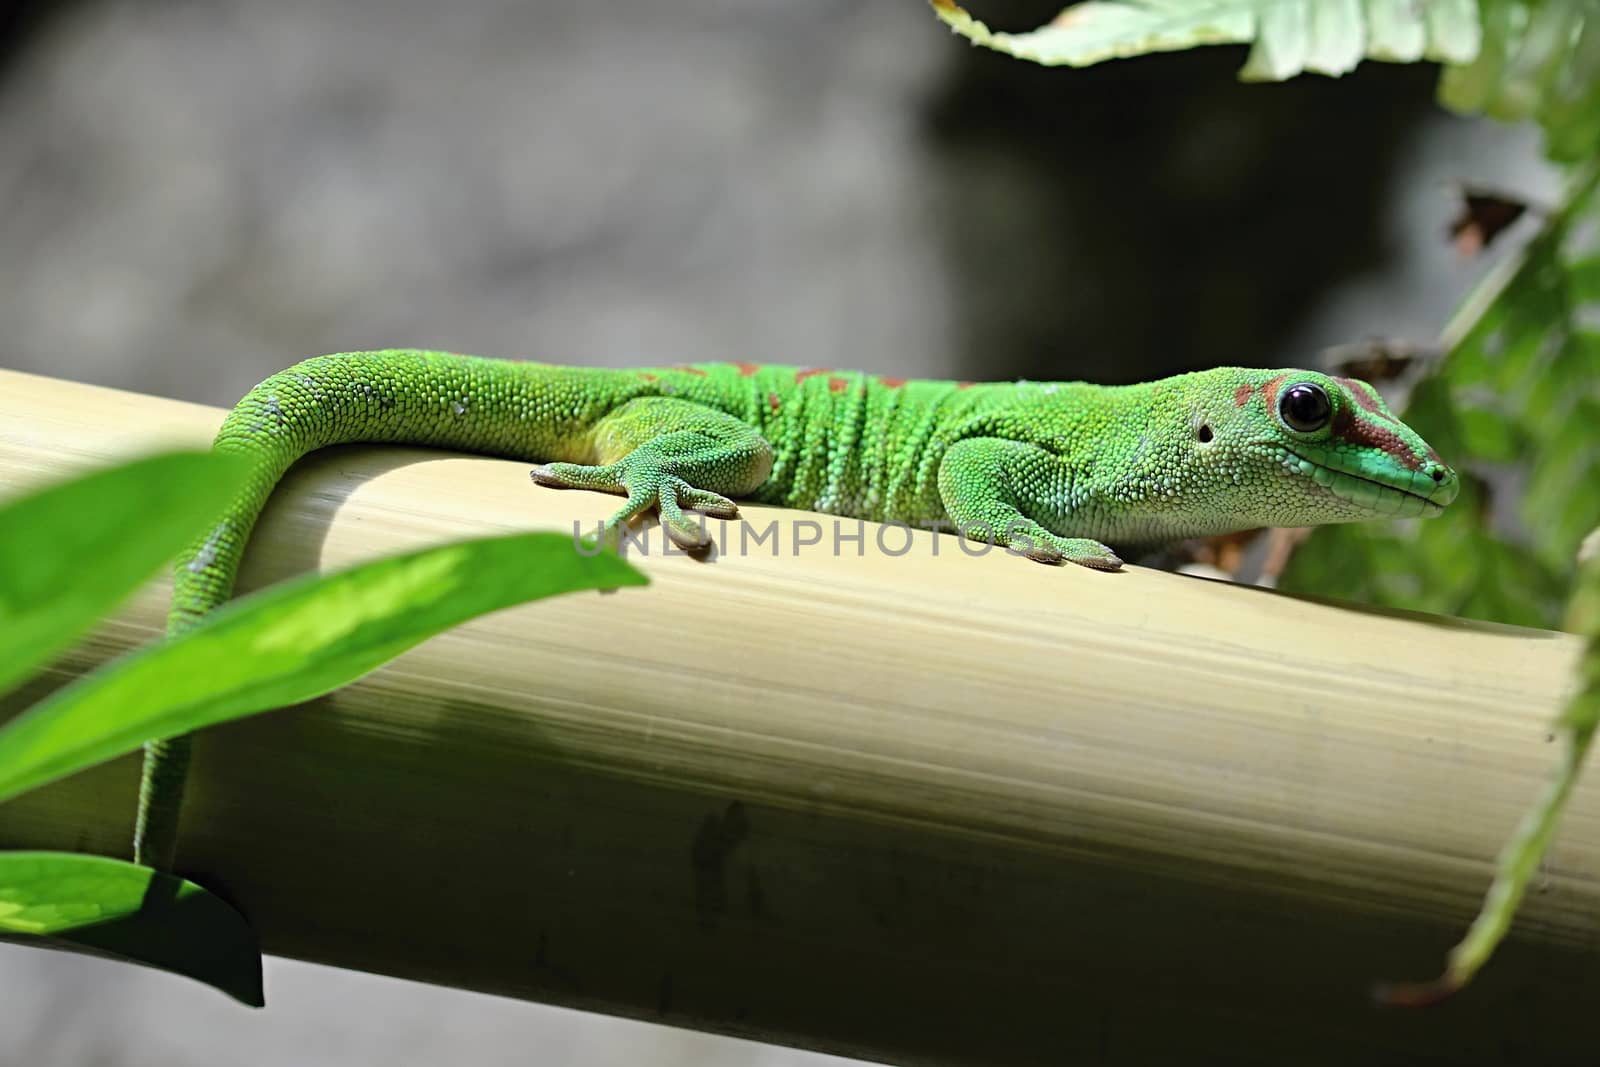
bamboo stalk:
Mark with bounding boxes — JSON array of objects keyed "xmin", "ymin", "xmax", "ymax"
[{"xmin": 1, "ymin": 366, "xmax": 1598, "ymax": 1065}]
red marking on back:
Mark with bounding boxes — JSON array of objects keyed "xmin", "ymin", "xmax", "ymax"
[
  {"xmin": 878, "ymin": 376, "xmax": 906, "ymax": 389},
  {"xmin": 828, "ymin": 376, "xmax": 850, "ymax": 393},
  {"xmin": 767, "ymin": 392, "xmax": 781, "ymax": 412},
  {"xmin": 955, "ymin": 380, "xmax": 976, "ymax": 390},
  {"xmin": 1233, "ymin": 382, "xmax": 1253, "ymax": 407},
  {"xmin": 794, "ymin": 368, "xmax": 830, "ymax": 383},
  {"xmin": 1332, "ymin": 408, "xmax": 1423, "ymax": 470},
  {"xmin": 734, "ymin": 361, "xmax": 761, "ymax": 377},
  {"xmin": 638, "ymin": 373, "xmax": 658, "ymax": 382},
  {"xmin": 672, "ymin": 365, "xmax": 708, "ymax": 377}
]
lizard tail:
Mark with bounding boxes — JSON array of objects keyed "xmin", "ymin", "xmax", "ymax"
[
  {"xmin": 134, "ymin": 359, "xmax": 319, "ymax": 868},
  {"xmin": 133, "ymin": 737, "xmax": 193, "ymax": 869},
  {"xmin": 133, "ymin": 349, "xmax": 580, "ymax": 869}
]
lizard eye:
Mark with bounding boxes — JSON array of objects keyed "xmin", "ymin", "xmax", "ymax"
[{"xmin": 1279, "ymin": 382, "xmax": 1331, "ymax": 433}]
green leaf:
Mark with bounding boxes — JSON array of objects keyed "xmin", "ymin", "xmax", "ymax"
[
  {"xmin": 1570, "ymin": 253, "xmax": 1600, "ymax": 298},
  {"xmin": 927, "ymin": 0, "xmax": 1481, "ymax": 78},
  {"xmin": 0, "ymin": 532, "xmax": 644, "ymax": 805},
  {"xmin": 1455, "ymin": 404, "xmax": 1525, "ymax": 463},
  {"xmin": 1438, "ymin": 0, "xmax": 1600, "ymax": 161},
  {"xmin": 0, "ymin": 851, "xmax": 262, "ymax": 1006},
  {"xmin": 0, "ymin": 451, "xmax": 252, "ymax": 698},
  {"xmin": 926, "ymin": 1, "xmax": 1598, "ymax": 163}
]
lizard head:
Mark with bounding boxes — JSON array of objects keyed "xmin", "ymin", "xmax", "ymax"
[{"xmin": 1166, "ymin": 368, "xmax": 1458, "ymax": 528}]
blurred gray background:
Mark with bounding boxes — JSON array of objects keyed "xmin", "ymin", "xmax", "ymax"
[{"xmin": 0, "ymin": 0, "xmax": 1559, "ymax": 1063}]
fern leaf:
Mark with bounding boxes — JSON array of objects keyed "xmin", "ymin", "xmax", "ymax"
[{"xmin": 928, "ymin": 0, "xmax": 1481, "ymax": 79}]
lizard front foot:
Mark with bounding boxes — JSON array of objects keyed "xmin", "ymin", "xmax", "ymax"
[
  {"xmin": 938, "ymin": 437, "xmax": 1124, "ymax": 571},
  {"xmin": 1015, "ymin": 533, "xmax": 1123, "ymax": 570}
]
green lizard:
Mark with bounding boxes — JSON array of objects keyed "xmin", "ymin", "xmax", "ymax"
[{"xmin": 135, "ymin": 349, "xmax": 1458, "ymax": 869}]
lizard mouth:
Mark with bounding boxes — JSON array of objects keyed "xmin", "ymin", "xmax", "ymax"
[{"xmin": 1282, "ymin": 450, "xmax": 1446, "ymax": 518}]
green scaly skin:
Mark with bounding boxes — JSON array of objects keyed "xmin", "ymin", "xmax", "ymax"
[{"xmin": 135, "ymin": 349, "xmax": 1459, "ymax": 869}]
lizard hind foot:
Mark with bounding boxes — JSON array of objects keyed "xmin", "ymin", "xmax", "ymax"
[
  {"xmin": 626, "ymin": 475, "xmax": 737, "ymax": 551},
  {"xmin": 530, "ymin": 401, "xmax": 770, "ymax": 554},
  {"xmin": 530, "ymin": 462, "xmax": 739, "ymax": 552}
]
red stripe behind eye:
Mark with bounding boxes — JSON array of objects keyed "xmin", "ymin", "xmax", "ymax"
[
  {"xmin": 1332, "ymin": 377, "xmax": 1400, "ymax": 424},
  {"xmin": 1331, "ymin": 408, "xmax": 1424, "ymax": 470},
  {"xmin": 1334, "ymin": 377, "xmax": 1378, "ymax": 412},
  {"xmin": 1333, "ymin": 378, "xmax": 1427, "ymax": 466},
  {"xmin": 1274, "ymin": 375, "xmax": 1422, "ymax": 469}
]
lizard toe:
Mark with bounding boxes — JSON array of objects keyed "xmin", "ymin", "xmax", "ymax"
[
  {"xmin": 530, "ymin": 461, "xmax": 622, "ymax": 493},
  {"xmin": 658, "ymin": 479, "xmax": 716, "ymax": 550},
  {"xmin": 678, "ymin": 487, "xmax": 740, "ymax": 519},
  {"xmin": 1058, "ymin": 539, "xmax": 1123, "ymax": 570}
]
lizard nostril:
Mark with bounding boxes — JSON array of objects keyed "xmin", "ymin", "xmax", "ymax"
[{"xmin": 1430, "ymin": 466, "xmax": 1446, "ymax": 483}]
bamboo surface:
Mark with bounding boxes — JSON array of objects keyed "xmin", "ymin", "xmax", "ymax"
[{"xmin": 1, "ymin": 366, "xmax": 1598, "ymax": 1065}]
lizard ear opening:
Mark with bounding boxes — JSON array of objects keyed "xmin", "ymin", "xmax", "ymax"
[{"xmin": 1196, "ymin": 424, "xmax": 1214, "ymax": 444}]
